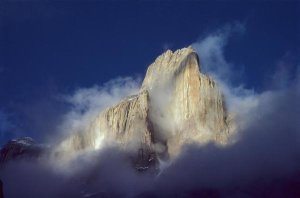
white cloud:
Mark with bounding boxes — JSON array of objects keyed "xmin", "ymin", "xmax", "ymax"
[
  {"xmin": 192, "ymin": 22, "xmax": 300, "ymax": 141},
  {"xmin": 192, "ymin": 23, "xmax": 259, "ymax": 134},
  {"xmin": 192, "ymin": 22, "xmax": 245, "ymax": 83},
  {"xmin": 54, "ymin": 76, "xmax": 141, "ymax": 141}
]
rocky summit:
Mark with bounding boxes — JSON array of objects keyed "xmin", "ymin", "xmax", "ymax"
[{"xmin": 59, "ymin": 47, "xmax": 234, "ymax": 166}]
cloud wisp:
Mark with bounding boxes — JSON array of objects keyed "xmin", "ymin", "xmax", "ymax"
[{"xmin": 51, "ymin": 77, "xmax": 141, "ymax": 142}]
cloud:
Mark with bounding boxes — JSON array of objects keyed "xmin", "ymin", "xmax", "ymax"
[
  {"xmin": 149, "ymin": 23, "xmax": 300, "ymax": 196},
  {"xmin": 269, "ymin": 52, "xmax": 298, "ymax": 90},
  {"xmin": 0, "ymin": 76, "xmax": 144, "ymax": 197},
  {"xmin": 51, "ymin": 76, "xmax": 141, "ymax": 143},
  {"xmin": 192, "ymin": 23, "xmax": 259, "ymax": 133},
  {"xmin": 155, "ymin": 84, "xmax": 300, "ymax": 196},
  {"xmin": 192, "ymin": 22, "xmax": 245, "ymax": 84}
]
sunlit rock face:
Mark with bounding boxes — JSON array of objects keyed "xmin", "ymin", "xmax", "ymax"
[
  {"xmin": 59, "ymin": 90, "xmax": 153, "ymax": 155},
  {"xmin": 142, "ymin": 47, "xmax": 230, "ymax": 157},
  {"xmin": 59, "ymin": 47, "xmax": 232, "ymax": 159}
]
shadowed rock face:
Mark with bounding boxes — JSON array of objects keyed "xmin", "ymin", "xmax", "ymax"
[
  {"xmin": 59, "ymin": 47, "xmax": 233, "ymax": 163},
  {"xmin": 0, "ymin": 137, "xmax": 45, "ymax": 163}
]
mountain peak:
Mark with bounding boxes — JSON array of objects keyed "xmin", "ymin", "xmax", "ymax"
[
  {"xmin": 142, "ymin": 47, "xmax": 200, "ymax": 91},
  {"xmin": 153, "ymin": 47, "xmax": 197, "ymax": 68},
  {"xmin": 59, "ymin": 47, "xmax": 233, "ymax": 168}
]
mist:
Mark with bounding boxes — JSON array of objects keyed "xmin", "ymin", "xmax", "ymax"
[{"xmin": 1, "ymin": 24, "xmax": 300, "ymax": 197}]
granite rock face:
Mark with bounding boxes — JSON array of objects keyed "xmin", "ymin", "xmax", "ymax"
[{"xmin": 59, "ymin": 47, "xmax": 232, "ymax": 160}]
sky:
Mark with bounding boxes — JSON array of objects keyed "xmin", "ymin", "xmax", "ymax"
[{"xmin": 0, "ymin": 0, "xmax": 299, "ymax": 143}]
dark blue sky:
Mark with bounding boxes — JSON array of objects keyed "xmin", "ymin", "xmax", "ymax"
[{"xmin": 0, "ymin": 0, "xmax": 299, "ymax": 143}]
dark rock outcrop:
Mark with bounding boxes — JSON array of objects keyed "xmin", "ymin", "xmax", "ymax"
[{"xmin": 0, "ymin": 137, "xmax": 46, "ymax": 163}]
